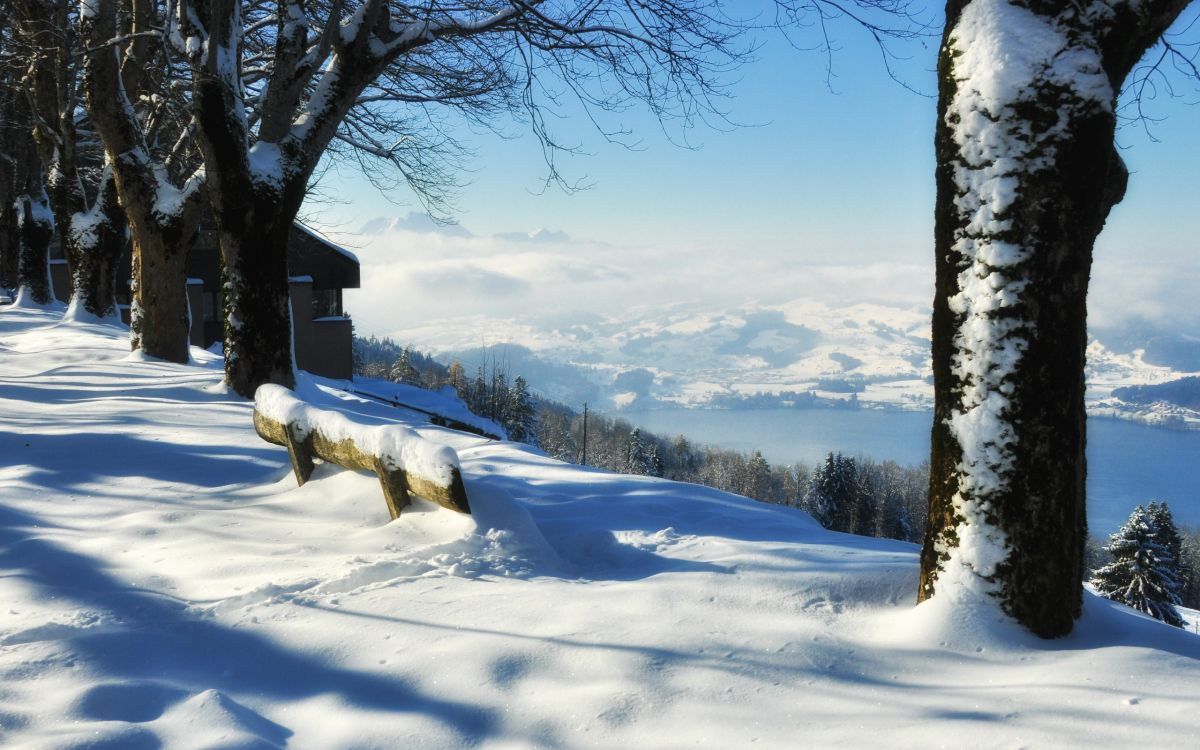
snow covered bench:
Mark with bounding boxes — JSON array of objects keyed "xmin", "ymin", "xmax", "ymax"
[{"xmin": 253, "ymin": 385, "xmax": 471, "ymax": 518}]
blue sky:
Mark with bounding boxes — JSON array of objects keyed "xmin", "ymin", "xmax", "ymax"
[{"xmin": 315, "ymin": 7, "xmax": 1200, "ymax": 339}]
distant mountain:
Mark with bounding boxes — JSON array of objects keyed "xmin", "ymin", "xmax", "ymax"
[
  {"xmin": 1113, "ymin": 377, "xmax": 1200, "ymax": 410},
  {"xmin": 357, "ymin": 212, "xmax": 473, "ymax": 237}
]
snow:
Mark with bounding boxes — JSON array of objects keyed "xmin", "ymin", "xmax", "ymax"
[
  {"xmin": 152, "ymin": 165, "xmax": 188, "ymax": 222},
  {"xmin": 342, "ymin": 377, "xmax": 505, "ymax": 439},
  {"xmin": 69, "ymin": 194, "xmax": 108, "ymax": 253},
  {"xmin": 294, "ymin": 222, "xmax": 360, "ymax": 264},
  {"xmin": 248, "ymin": 141, "xmax": 285, "ymax": 190},
  {"xmin": 15, "ymin": 190, "xmax": 54, "ymax": 230},
  {"xmin": 2, "ymin": 305, "xmax": 1199, "ymax": 748},
  {"xmin": 7, "ymin": 289, "xmax": 65, "ymax": 311},
  {"xmin": 255, "ymin": 383, "xmax": 460, "ymax": 486}
]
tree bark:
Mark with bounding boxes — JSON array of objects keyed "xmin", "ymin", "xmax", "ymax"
[
  {"xmin": 70, "ymin": 171, "xmax": 126, "ymax": 319},
  {"xmin": 0, "ymin": 72, "xmax": 21, "ymax": 293},
  {"xmin": 0, "ymin": 201, "xmax": 17, "ymax": 293},
  {"xmin": 921, "ymin": 0, "xmax": 1193, "ymax": 637},
  {"xmin": 181, "ymin": 0, "xmax": 389, "ymax": 397},
  {"xmin": 9, "ymin": 0, "xmax": 129, "ymax": 317},
  {"xmin": 16, "ymin": 187, "xmax": 55, "ymax": 305},
  {"xmin": 215, "ymin": 199, "xmax": 299, "ymax": 396},
  {"xmin": 81, "ymin": 0, "xmax": 202, "ymax": 360},
  {"xmin": 188, "ymin": 2, "xmax": 303, "ymax": 394}
]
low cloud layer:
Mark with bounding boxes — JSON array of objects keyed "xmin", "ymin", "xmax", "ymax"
[{"xmin": 335, "ymin": 214, "xmax": 1197, "ymax": 347}]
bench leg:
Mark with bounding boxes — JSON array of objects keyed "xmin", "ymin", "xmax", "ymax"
[
  {"xmin": 374, "ymin": 459, "xmax": 411, "ymax": 520},
  {"xmin": 284, "ymin": 424, "xmax": 315, "ymax": 486}
]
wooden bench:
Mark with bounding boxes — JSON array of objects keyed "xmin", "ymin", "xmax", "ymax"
[{"xmin": 253, "ymin": 385, "xmax": 470, "ymax": 518}]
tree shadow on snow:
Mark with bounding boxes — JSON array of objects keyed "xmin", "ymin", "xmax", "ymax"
[
  {"xmin": 3, "ymin": 429, "xmax": 284, "ymax": 495},
  {"xmin": 0, "ymin": 503, "xmax": 500, "ymax": 745}
]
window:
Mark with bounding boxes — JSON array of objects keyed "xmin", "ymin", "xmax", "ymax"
[{"xmin": 312, "ymin": 289, "xmax": 342, "ymax": 318}]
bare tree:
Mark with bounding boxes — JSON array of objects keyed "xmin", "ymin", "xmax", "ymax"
[
  {"xmin": 11, "ymin": 0, "xmax": 129, "ymax": 318},
  {"xmin": 0, "ymin": 16, "xmax": 24, "ymax": 293},
  {"xmin": 166, "ymin": 0, "xmax": 749, "ymax": 397},
  {"xmin": 81, "ymin": 0, "xmax": 206, "ymax": 360},
  {"xmin": 921, "ymin": 0, "xmax": 1195, "ymax": 637}
]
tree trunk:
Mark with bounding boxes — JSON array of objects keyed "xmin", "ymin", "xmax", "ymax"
[
  {"xmin": 16, "ymin": 190, "xmax": 54, "ymax": 305},
  {"xmin": 919, "ymin": 0, "xmax": 1189, "ymax": 638},
  {"xmin": 81, "ymin": 0, "xmax": 202, "ymax": 361},
  {"xmin": 70, "ymin": 172, "xmax": 127, "ymax": 319},
  {"xmin": 217, "ymin": 207, "xmax": 297, "ymax": 396},
  {"xmin": 0, "ymin": 197, "xmax": 17, "ymax": 294},
  {"xmin": 191, "ymin": 108, "xmax": 299, "ymax": 396},
  {"xmin": 126, "ymin": 215, "xmax": 193, "ymax": 362}
]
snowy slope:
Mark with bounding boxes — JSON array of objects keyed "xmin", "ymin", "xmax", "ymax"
[{"xmin": 2, "ymin": 304, "xmax": 1199, "ymax": 749}]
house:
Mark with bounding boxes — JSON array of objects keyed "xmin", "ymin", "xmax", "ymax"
[{"xmin": 49, "ymin": 221, "xmax": 361, "ymax": 380}]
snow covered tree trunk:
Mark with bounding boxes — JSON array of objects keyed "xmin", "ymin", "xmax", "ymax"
[
  {"xmin": 70, "ymin": 171, "xmax": 126, "ymax": 319},
  {"xmin": 920, "ymin": 0, "xmax": 1192, "ymax": 638},
  {"xmin": 11, "ymin": 0, "xmax": 123, "ymax": 316},
  {"xmin": 81, "ymin": 0, "xmax": 202, "ymax": 361},
  {"xmin": 0, "ymin": 65, "xmax": 25, "ymax": 295},
  {"xmin": 216, "ymin": 203, "xmax": 298, "ymax": 396},
  {"xmin": 16, "ymin": 188, "xmax": 55, "ymax": 305},
  {"xmin": 24, "ymin": 0, "xmax": 85, "ymax": 301},
  {"xmin": 127, "ymin": 217, "xmax": 192, "ymax": 360},
  {"xmin": 0, "ymin": 203, "xmax": 17, "ymax": 292},
  {"xmin": 179, "ymin": 0, "xmax": 305, "ymax": 396},
  {"xmin": 0, "ymin": 168, "xmax": 19, "ymax": 293}
]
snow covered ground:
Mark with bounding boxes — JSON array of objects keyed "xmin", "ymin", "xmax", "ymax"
[{"xmin": 2, "ymin": 304, "xmax": 1199, "ymax": 749}]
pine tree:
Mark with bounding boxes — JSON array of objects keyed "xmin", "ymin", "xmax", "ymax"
[
  {"xmin": 490, "ymin": 369, "xmax": 510, "ymax": 426},
  {"xmin": 803, "ymin": 453, "xmax": 837, "ymax": 528},
  {"xmin": 851, "ymin": 461, "xmax": 877, "ymax": 537},
  {"xmin": 1091, "ymin": 505, "xmax": 1184, "ymax": 628},
  {"xmin": 1146, "ymin": 501, "xmax": 1185, "ymax": 594},
  {"xmin": 745, "ymin": 450, "xmax": 771, "ymax": 501},
  {"xmin": 670, "ymin": 435, "xmax": 696, "ymax": 480},
  {"xmin": 506, "ymin": 376, "xmax": 537, "ymax": 445},
  {"xmin": 626, "ymin": 428, "xmax": 649, "ymax": 475},
  {"xmin": 389, "ymin": 347, "xmax": 422, "ymax": 386},
  {"xmin": 828, "ymin": 454, "xmax": 857, "ymax": 533},
  {"xmin": 647, "ymin": 443, "xmax": 665, "ymax": 478},
  {"xmin": 471, "ymin": 367, "xmax": 488, "ymax": 418}
]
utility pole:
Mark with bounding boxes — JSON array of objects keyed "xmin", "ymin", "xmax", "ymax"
[{"xmin": 580, "ymin": 402, "xmax": 588, "ymax": 466}]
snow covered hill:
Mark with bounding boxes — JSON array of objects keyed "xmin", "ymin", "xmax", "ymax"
[
  {"xmin": 2, "ymin": 304, "xmax": 1199, "ymax": 748},
  {"xmin": 385, "ymin": 300, "xmax": 1200, "ymax": 426}
]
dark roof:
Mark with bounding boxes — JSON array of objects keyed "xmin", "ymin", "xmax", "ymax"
[
  {"xmin": 178, "ymin": 222, "xmax": 361, "ymax": 291},
  {"xmin": 289, "ymin": 224, "xmax": 360, "ymax": 290}
]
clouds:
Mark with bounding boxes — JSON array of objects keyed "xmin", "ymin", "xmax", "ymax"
[
  {"xmin": 336, "ymin": 213, "xmax": 1197, "ymax": 351},
  {"xmin": 493, "ymin": 228, "xmax": 572, "ymax": 244},
  {"xmin": 338, "ymin": 217, "xmax": 631, "ymax": 338},
  {"xmin": 1089, "ymin": 260, "xmax": 1200, "ymax": 332},
  {"xmin": 407, "ymin": 263, "xmax": 531, "ymax": 297}
]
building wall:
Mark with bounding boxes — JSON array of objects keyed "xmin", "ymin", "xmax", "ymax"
[
  {"xmin": 289, "ymin": 279, "xmax": 315, "ymax": 372},
  {"xmin": 289, "ymin": 279, "xmax": 352, "ymax": 380},
  {"xmin": 310, "ymin": 318, "xmax": 354, "ymax": 380},
  {"xmin": 50, "ymin": 260, "xmax": 70, "ymax": 303},
  {"xmin": 187, "ymin": 281, "xmax": 204, "ymax": 347}
]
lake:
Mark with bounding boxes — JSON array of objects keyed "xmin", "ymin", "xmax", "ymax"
[{"xmin": 621, "ymin": 407, "xmax": 1200, "ymax": 535}]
